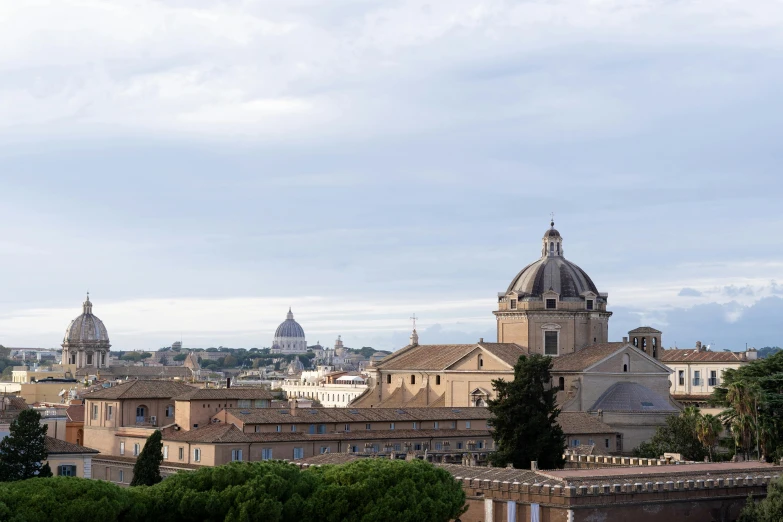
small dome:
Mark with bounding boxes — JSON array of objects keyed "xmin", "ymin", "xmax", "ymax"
[
  {"xmin": 274, "ymin": 308, "xmax": 306, "ymax": 339},
  {"xmin": 543, "ymin": 219, "xmax": 561, "ymax": 238},
  {"xmin": 63, "ymin": 294, "xmax": 110, "ymax": 344}
]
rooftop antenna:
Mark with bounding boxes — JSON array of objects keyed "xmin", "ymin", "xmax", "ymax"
[
  {"xmin": 550, "ymin": 212, "xmax": 555, "ymax": 227},
  {"xmin": 410, "ymin": 314, "xmax": 418, "ymax": 330}
]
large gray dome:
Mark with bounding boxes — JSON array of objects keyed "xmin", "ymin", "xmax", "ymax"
[
  {"xmin": 274, "ymin": 308, "xmax": 305, "ymax": 339},
  {"xmin": 63, "ymin": 295, "xmax": 109, "ymax": 343},
  {"xmin": 506, "ymin": 221, "xmax": 599, "ymax": 299},
  {"xmin": 507, "ymin": 257, "xmax": 599, "ymax": 298}
]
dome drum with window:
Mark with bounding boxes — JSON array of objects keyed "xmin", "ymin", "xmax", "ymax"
[{"xmin": 62, "ymin": 294, "xmax": 111, "ymax": 370}]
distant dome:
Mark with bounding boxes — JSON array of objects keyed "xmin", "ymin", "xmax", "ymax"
[
  {"xmin": 274, "ymin": 309, "xmax": 305, "ymax": 339},
  {"xmin": 63, "ymin": 294, "xmax": 109, "ymax": 344},
  {"xmin": 272, "ymin": 308, "xmax": 307, "ymax": 354},
  {"xmin": 506, "ymin": 221, "xmax": 599, "ymax": 299}
]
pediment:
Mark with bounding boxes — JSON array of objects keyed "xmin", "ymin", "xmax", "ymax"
[
  {"xmin": 445, "ymin": 345, "xmax": 516, "ymax": 371},
  {"xmin": 585, "ymin": 344, "xmax": 672, "ymax": 375}
]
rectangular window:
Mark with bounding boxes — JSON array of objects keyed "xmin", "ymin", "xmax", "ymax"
[
  {"xmin": 365, "ymin": 423, "xmax": 371, "ymax": 430},
  {"xmin": 57, "ymin": 465, "xmax": 77, "ymax": 477},
  {"xmin": 465, "ymin": 421, "xmax": 471, "ymax": 429},
  {"xmin": 544, "ymin": 331, "xmax": 558, "ymax": 356},
  {"xmin": 106, "ymin": 405, "xmax": 113, "ymax": 421},
  {"xmin": 433, "ymin": 421, "xmax": 439, "ymax": 430},
  {"xmin": 194, "ymin": 448, "xmax": 201, "ymax": 462},
  {"xmin": 344, "ymin": 424, "xmax": 350, "ymax": 432},
  {"xmin": 456, "ymin": 442, "xmax": 463, "ymax": 450},
  {"xmin": 586, "ymin": 299, "xmax": 594, "ymax": 310},
  {"xmin": 394, "ymin": 443, "xmax": 401, "ymax": 451},
  {"xmin": 546, "ymin": 298, "xmax": 557, "ymax": 309},
  {"xmin": 291, "ymin": 425, "xmax": 296, "ymax": 432},
  {"xmin": 410, "ymin": 375, "xmax": 416, "ymax": 385},
  {"xmin": 588, "ymin": 438, "xmax": 594, "ymax": 445},
  {"xmin": 414, "ymin": 443, "xmax": 422, "ymax": 451},
  {"xmin": 317, "ymin": 424, "xmax": 326, "ymax": 434},
  {"xmin": 262, "ymin": 448, "xmax": 273, "ymax": 460},
  {"xmin": 451, "ymin": 421, "xmax": 456, "ymax": 429},
  {"xmin": 254, "ymin": 400, "xmax": 266, "ymax": 408},
  {"xmin": 572, "ymin": 439, "xmax": 580, "ymax": 447},
  {"xmin": 276, "ymin": 425, "xmax": 281, "ymax": 432},
  {"xmin": 386, "ymin": 375, "xmax": 391, "ymax": 384},
  {"xmin": 478, "ymin": 441, "xmax": 484, "ymax": 449},
  {"xmin": 91, "ymin": 404, "xmax": 98, "ymax": 421},
  {"xmin": 231, "ymin": 449, "xmax": 243, "ymax": 461},
  {"xmin": 119, "ymin": 470, "xmax": 124, "ymax": 483},
  {"xmin": 163, "ymin": 446, "xmax": 169, "ymax": 459},
  {"xmin": 309, "ymin": 424, "xmax": 316, "ymax": 434},
  {"xmin": 678, "ymin": 370, "xmax": 685, "ymax": 386},
  {"xmin": 605, "ymin": 438, "xmax": 610, "ymax": 449},
  {"xmin": 237, "ymin": 400, "xmax": 251, "ymax": 408},
  {"xmin": 119, "ymin": 442, "xmax": 125, "ymax": 455},
  {"xmin": 293, "ymin": 447, "xmax": 304, "ymax": 460},
  {"xmin": 709, "ymin": 370, "xmax": 718, "ymax": 386},
  {"xmin": 412, "ymin": 422, "xmax": 418, "ymax": 430},
  {"xmin": 133, "ymin": 444, "xmax": 140, "ymax": 456},
  {"xmin": 435, "ymin": 375, "xmax": 441, "ymax": 385},
  {"xmin": 165, "ymin": 405, "xmax": 174, "ymax": 417},
  {"xmin": 693, "ymin": 371, "xmax": 701, "ymax": 386},
  {"xmin": 320, "ymin": 446, "xmax": 329, "ymax": 454},
  {"xmin": 435, "ymin": 442, "xmax": 443, "ymax": 451},
  {"xmin": 389, "ymin": 422, "xmax": 395, "ymax": 430},
  {"xmin": 510, "ymin": 299, "xmax": 517, "ymax": 310},
  {"xmin": 179, "ymin": 447, "xmax": 184, "ymax": 460}
]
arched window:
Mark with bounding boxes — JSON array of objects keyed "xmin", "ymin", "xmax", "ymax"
[
  {"xmin": 622, "ymin": 354, "xmax": 630, "ymax": 373},
  {"xmin": 652, "ymin": 338, "xmax": 658, "ymax": 358},
  {"xmin": 479, "ymin": 357, "xmax": 484, "ymax": 368},
  {"xmin": 549, "ymin": 242, "xmax": 554, "ymax": 254},
  {"xmin": 558, "ymin": 377, "xmax": 565, "ymax": 391},
  {"xmin": 633, "ymin": 337, "xmax": 638, "ymax": 347},
  {"xmin": 642, "ymin": 338, "xmax": 647, "ymax": 352}
]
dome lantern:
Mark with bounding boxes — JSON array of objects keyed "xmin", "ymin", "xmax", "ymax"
[{"xmin": 541, "ymin": 219, "xmax": 563, "ymax": 258}]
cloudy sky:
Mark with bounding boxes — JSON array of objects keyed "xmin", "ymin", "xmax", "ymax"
[{"xmin": 1, "ymin": 0, "xmax": 782, "ymax": 352}]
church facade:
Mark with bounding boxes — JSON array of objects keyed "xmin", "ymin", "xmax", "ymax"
[{"xmin": 354, "ymin": 221, "xmax": 678, "ymax": 453}]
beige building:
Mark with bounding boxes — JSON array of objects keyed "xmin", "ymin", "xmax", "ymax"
[
  {"xmin": 353, "ymin": 340, "xmax": 527, "ymax": 408},
  {"xmin": 660, "ymin": 343, "xmax": 756, "ymax": 412},
  {"xmin": 494, "ymin": 221, "xmax": 613, "ymax": 356},
  {"xmin": 45, "ymin": 437, "xmax": 99, "ymax": 478}
]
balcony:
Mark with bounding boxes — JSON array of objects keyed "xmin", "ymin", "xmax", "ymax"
[{"xmin": 708, "ymin": 378, "xmax": 719, "ymax": 386}]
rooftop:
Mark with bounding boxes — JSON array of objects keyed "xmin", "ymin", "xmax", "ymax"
[
  {"xmin": 224, "ymin": 406, "xmax": 493, "ymax": 425},
  {"xmin": 375, "ymin": 342, "xmax": 527, "ymax": 371},
  {"xmin": 172, "ymin": 387, "xmax": 275, "ymax": 401},
  {"xmin": 85, "ymin": 380, "xmax": 196, "ymax": 400},
  {"xmin": 45, "ymin": 436, "xmax": 99, "ymax": 455},
  {"xmin": 551, "ymin": 343, "xmax": 626, "ymax": 372},
  {"xmin": 659, "ymin": 348, "xmax": 750, "ymax": 363}
]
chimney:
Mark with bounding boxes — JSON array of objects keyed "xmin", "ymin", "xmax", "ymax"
[
  {"xmin": 479, "ymin": 337, "xmax": 484, "ymax": 343},
  {"xmin": 226, "ymin": 377, "xmax": 231, "ymax": 389},
  {"xmin": 696, "ymin": 341, "xmax": 703, "ymax": 352},
  {"xmin": 531, "ymin": 461, "xmax": 538, "ymax": 471},
  {"xmin": 289, "ymin": 398, "xmax": 297, "ymax": 415},
  {"xmin": 622, "ymin": 337, "xmax": 628, "ymax": 343}
]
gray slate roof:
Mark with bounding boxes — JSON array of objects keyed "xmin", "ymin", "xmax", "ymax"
[{"xmin": 589, "ymin": 382, "xmax": 679, "ymax": 412}]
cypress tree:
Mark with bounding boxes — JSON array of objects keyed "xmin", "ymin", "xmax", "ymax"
[
  {"xmin": 0, "ymin": 409, "xmax": 49, "ymax": 481},
  {"xmin": 487, "ymin": 354, "xmax": 566, "ymax": 469},
  {"xmin": 131, "ymin": 430, "xmax": 163, "ymax": 486}
]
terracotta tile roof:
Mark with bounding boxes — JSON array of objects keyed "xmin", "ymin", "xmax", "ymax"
[
  {"xmin": 437, "ymin": 464, "xmax": 562, "ymax": 486},
  {"xmin": 659, "ymin": 348, "xmax": 748, "ymax": 363},
  {"xmin": 2, "ymin": 396, "xmax": 28, "ymax": 411},
  {"xmin": 84, "ymin": 380, "xmax": 197, "ymax": 400},
  {"xmin": 78, "ymin": 366, "xmax": 193, "ymax": 378},
  {"xmin": 628, "ymin": 327, "xmax": 662, "ymax": 334},
  {"xmin": 162, "ymin": 423, "xmax": 251, "ymax": 443},
  {"xmin": 243, "ymin": 429, "xmax": 491, "ymax": 443},
  {"xmin": 375, "ymin": 343, "xmax": 527, "ymax": 371},
  {"xmin": 45, "ymin": 437, "xmax": 99, "ymax": 454},
  {"xmin": 225, "ymin": 407, "xmax": 492, "ymax": 425},
  {"xmin": 551, "ymin": 343, "xmax": 626, "ymax": 372},
  {"xmin": 66, "ymin": 404, "xmax": 84, "ymax": 423},
  {"xmin": 93, "ymin": 455, "xmax": 202, "ymax": 470},
  {"xmin": 172, "ymin": 387, "xmax": 275, "ymax": 401},
  {"xmin": 557, "ymin": 412, "xmax": 617, "ymax": 435}
]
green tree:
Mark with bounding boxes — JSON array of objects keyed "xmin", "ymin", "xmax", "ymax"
[
  {"xmin": 696, "ymin": 413, "xmax": 723, "ymax": 462},
  {"xmin": 0, "ymin": 346, "xmax": 10, "ymax": 359},
  {"xmin": 222, "ymin": 355, "xmax": 238, "ymax": 367},
  {"xmin": 0, "ymin": 409, "xmax": 49, "ymax": 481},
  {"xmin": 130, "ymin": 431, "xmax": 163, "ymax": 486},
  {"xmin": 172, "ymin": 353, "xmax": 187, "ymax": 362},
  {"xmin": 487, "ymin": 354, "xmax": 565, "ymax": 469},
  {"xmin": 633, "ymin": 407, "xmax": 708, "ymax": 461},
  {"xmin": 38, "ymin": 462, "xmax": 53, "ymax": 478},
  {"xmin": 738, "ymin": 475, "xmax": 783, "ymax": 522}
]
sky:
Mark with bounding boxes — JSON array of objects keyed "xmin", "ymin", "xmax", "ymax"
[{"xmin": 1, "ymin": 0, "xmax": 783, "ymax": 352}]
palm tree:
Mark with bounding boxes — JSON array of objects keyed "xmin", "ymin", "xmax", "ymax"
[
  {"xmin": 696, "ymin": 414, "xmax": 723, "ymax": 462},
  {"xmin": 722, "ymin": 381, "xmax": 758, "ymax": 459}
]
